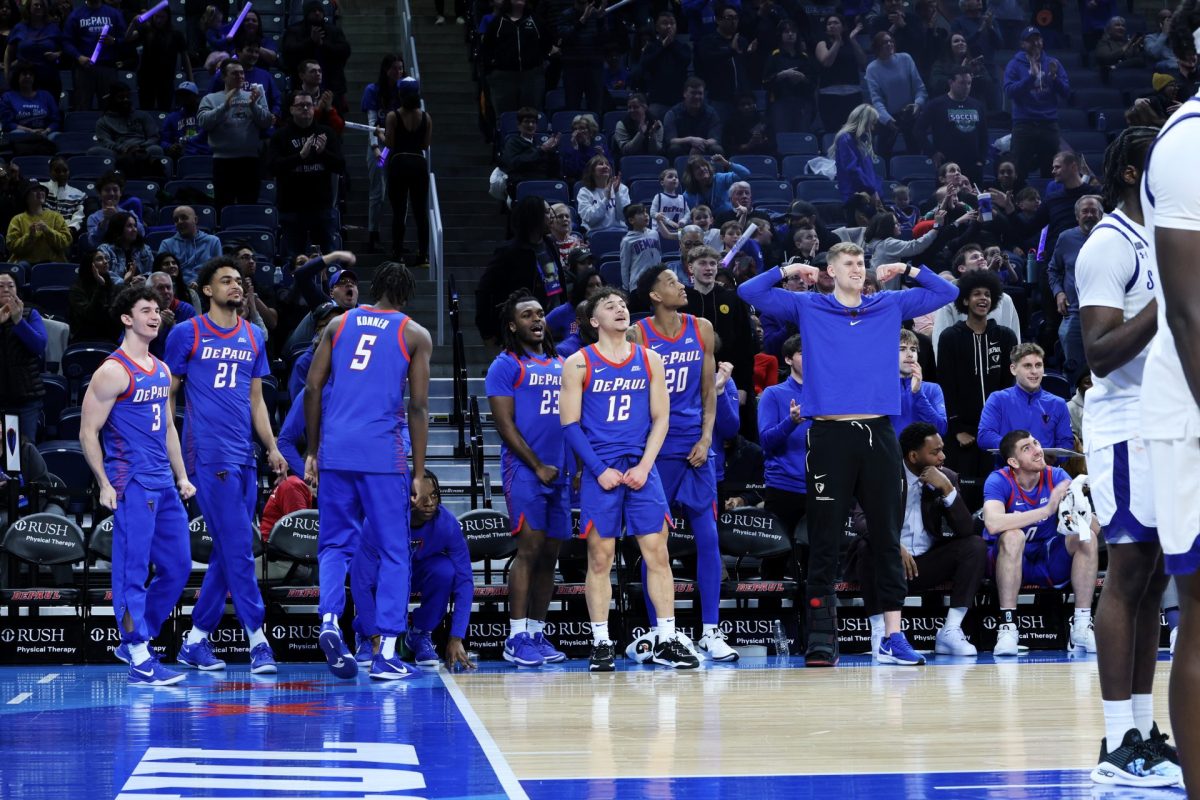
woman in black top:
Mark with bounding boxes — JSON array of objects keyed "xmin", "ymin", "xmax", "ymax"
[
  {"xmin": 126, "ymin": 7, "xmax": 192, "ymax": 111},
  {"xmin": 385, "ymin": 78, "xmax": 432, "ymax": 266},
  {"xmin": 814, "ymin": 14, "xmax": 866, "ymax": 134},
  {"xmin": 763, "ymin": 19, "xmax": 816, "ymax": 134}
]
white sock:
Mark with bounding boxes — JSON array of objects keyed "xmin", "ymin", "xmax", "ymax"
[
  {"xmin": 129, "ymin": 642, "xmax": 151, "ymax": 664},
  {"xmin": 186, "ymin": 627, "xmax": 208, "ymax": 646},
  {"xmin": 702, "ymin": 623, "xmax": 719, "ymax": 638},
  {"xmin": 322, "ymin": 612, "xmax": 337, "ymax": 625},
  {"xmin": 1074, "ymin": 607, "xmax": 1092, "ymax": 624},
  {"xmin": 381, "ymin": 635, "xmax": 397, "ymax": 659},
  {"xmin": 591, "ymin": 621, "xmax": 609, "ymax": 645},
  {"xmin": 1103, "ymin": 699, "xmax": 1136, "ymax": 746},
  {"xmin": 528, "ymin": 619, "xmax": 545, "ymax": 636},
  {"xmin": 869, "ymin": 613, "xmax": 885, "ymax": 644},
  {"xmin": 247, "ymin": 628, "xmax": 267, "ymax": 648},
  {"xmin": 1132, "ymin": 694, "xmax": 1154, "ymax": 739},
  {"xmin": 657, "ymin": 617, "xmax": 676, "ymax": 641},
  {"xmin": 509, "ymin": 618, "xmax": 528, "ymax": 638},
  {"xmin": 944, "ymin": 607, "xmax": 967, "ymax": 630}
]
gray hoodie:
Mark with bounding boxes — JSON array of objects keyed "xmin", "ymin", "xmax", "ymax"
[{"xmin": 197, "ymin": 89, "xmax": 273, "ymax": 159}]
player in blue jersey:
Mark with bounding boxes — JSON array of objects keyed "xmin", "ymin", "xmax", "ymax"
[
  {"xmin": 626, "ymin": 265, "xmax": 736, "ymax": 662},
  {"xmin": 165, "ymin": 257, "xmax": 285, "ymax": 675},
  {"xmin": 80, "ymin": 286, "xmax": 194, "ymax": 686},
  {"xmin": 305, "ymin": 261, "xmax": 431, "ymax": 680},
  {"xmin": 559, "ymin": 287, "xmax": 699, "ymax": 672},
  {"xmin": 981, "ymin": 430, "xmax": 1099, "ymax": 656},
  {"xmin": 485, "ymin": 290, "xmax": 570, "ymax": 668}
]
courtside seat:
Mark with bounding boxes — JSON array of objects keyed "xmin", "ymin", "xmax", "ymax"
[
  {"xmin": 264, "ymin": 509, "xmax": 319, "ymax": 602},
  {"xmin": 0, "ymin": 512, "xmax": 87, "ymax": 607},
  {"xmin": 718, "ymin": 507, "xmax": 798, "ymax": 601},
  {"xmin": 460, "ymin": 508, "xmax": 515, "ymax": 604}
]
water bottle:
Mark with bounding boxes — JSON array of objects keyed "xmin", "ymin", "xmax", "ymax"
[
  {"xmin": 1096, "ymin": 112, "xmax": 1107, "ymax": 133},
  {"xmin": 1025, "ymin": 251, "xmax": 1037, "ymax": 284},
  {"xmin": 273, "ymin": 264, "xmax": 283, "ymax": 286},
  {"xmin": 772, "ymin": 620, "xmax": 790, "ymax": 657}
]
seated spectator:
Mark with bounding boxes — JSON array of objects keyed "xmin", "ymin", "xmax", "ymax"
[
  {"xmin": 547, "ymin": 266, "xmax": 600, "ymax": 342},
  {"xmin": 977, "ymin": 342, "xmax": 1073, "ymax": 454},
  {"xmin": 612, "ymin": 93, "xmax": 664, "ymax": 161},
  {"xmin": 6, "ymin": 0, "xmax": 64, "ymax": 100},
  {"xmin": 229, "ymin": 243, "xmax": 277, "ymax": 331},
  {"xmin": 68, "ymin": 249, "xmax": 121, "ymax": 342},
  {"xmin": 575, "ymin": 155, "xmax": 630, "ymax": 232},
  {"xmin": 548, "ymin": 203, "xmax": 583, "ymax": 266},
  {"xmin": 636, "ymin": 11, "xmax": 692, "ymax": 116},
  {"xmin": 682, "ymin": 153, "xmax": 750, "ymax": 217},
  {"xmin": 40, "ymin": 157, "xmax": 86, "ymax": 237},
  {"xmin": 723, "ymin": 92, "xmax": 773, "ymax": 157},
  {"xmin": 475, "ymin": 196, "xmax": 565, "ymax": 342},
  {"xmin": 864, "ymin": 210, "xmax": 946, "ymax": 277},
  {"xmin": 981, "ymin": 429, "xmax": 1098, "ymax": 655},
  {"xmin": 152, "ymin": 250, "xmax": 200, "ymax": 308},
  {"xmin": 915, "ymin": 66, "xmax": 989, "ymax": 185},
  {"xmin": 763, "ymin": 19, "xmax": 817, "ymax": 135},
  {"xmin": 126, "ymin": 5, "xmax": 192, "ymax": 112},
  {"xmin": 500, "ymin": 107, "xmax": 560, "ymax": 194},
  {"xmin": 932, "ymin": 244, "xmax": 1022, "ymax": 346},
  {"xmin": 91, "ymin": 82, "xmax": 164, "ymax": 177},
  {"xmin": 715, "ymin": 181, "xmax": 775, "ymax": 228},
  {"xmin": 281, "ymin": 249, "xmax": 359, "ymax": 353},
  {"xmin": 146, "ymin": 268, "xmax": 194, "ymax": 358},
  {"xmin": 663, "ymin": 77, "xmax": 725, "ymax": 159},
  {"xmin": 831, "ymin": 104, "xmax": 884, "ymax": 221},
  {"xmin": 98, "ymin": 210, "xmax": 153, "ymax": 283},
  {"xmin": 1095, "ymin": 16, "xmax": 1146, "ymax": 71},
  {"xmin": 6, "ymin": 179, "xmax": 69, "ymax": 264},
  {"xmin": 160, "ymin": 81, "xmax": 210, "ymax": 158},
  {"xmin": 784, "ymin": 224, "xmax": 821, "ymax": 264},
  {"xmin": 0, "ymin": 61, "xmax": 59, "ymax": 152},
  {"xmin": 815, "ymin": 14, "xmax": 867, "ymax": 134},
  {"xmin": 281, "ymin": 0, "xmax": 351, "ymax": 112},
  {"xmin": 285, "ymin": 301, "xmax": 340, "ymax": 401},
  {"xmin": 758, "ymin": 332, "xmax": 810, "ymax": 554},
  {"xmin": 0, "ymin": 268, "xmax": 46, "ymax": 439},
  {"xmin": 218, "ymin": 10, "xmax": 279, "ymax": 68},
  {"xmin": 295, "ymin": 59, "xmax": 346, "ymax": 132},
  {"xmin": 895, "ymin": 328, "xmax": 947, "ymax": 435},
  {"xmin": 888, "ymin": 184, "xmax": 921, "ymax": 232},
  {"xmin": 560, "ymin": 113, "xmax": 608, "ymax": 185},
  {"xmin": 847, "ymin": 421, "xmax": 984, "ymax": 657},
  {"xmin": 156, "ymin": 205, "xmax": 223, "ymax": 285}
]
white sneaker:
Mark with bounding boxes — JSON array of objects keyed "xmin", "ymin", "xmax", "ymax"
[
  {"xmin": 455, "ymin": 15, "xmax": 465, "ymax": 23},
  {"xmin": 1170, "ymin": 626, "xmax": 1177, "ymax": 656},
  {"xmin": 624, "ymin": 632, "xmax": 656, "ymax": 664},
  {"xmin": 697, "ymin": 629, "xmax": 739, "ymax": 662},
  {"xmin": 1071, "ymin": 618, "xmax": 1098, "ymax": 652},
  {"xmin": 935, "ymin": 626, "xmax": 978, "ymax": 656},
  {"xmin": 434, "ymin": 14, "xmax": 445, "ymax": 23},
  {"xmin": 994, "ymin": 623, "xmax": 1021, "ymax": 656}
]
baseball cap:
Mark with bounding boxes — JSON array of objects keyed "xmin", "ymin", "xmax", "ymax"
[
  {"xmin": 1019, "ymin": 26, "xmax": 1042, "ymax": 41},
  {"xmin": 397, "ymin": 76, "xmax": 420, "ymax": 95},
  {"xmin": 175, "ymin": 81, "xmax": 200, "ymax": 96},
  {"xmin": 313, "ymin": 301, "xmax": 340, "ymax": 322},
  {"xmin": 329, "ymin": 268, "xmax": 357, "ymax": 288},
  {"xmin": 21, "ymin": 179, "xmax": 45, "ymax": 200},
  {"xmin": 568, "ymin": 247, "xmax": 593, "ymax": 266}
]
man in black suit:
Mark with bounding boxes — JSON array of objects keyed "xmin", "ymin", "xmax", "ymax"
[{"xmin": 847, "ymin": 421, "xmax": 986, "ymax": 658}]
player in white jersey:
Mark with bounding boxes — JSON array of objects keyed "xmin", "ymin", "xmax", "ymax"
[
  {"xmin": 1141, "ymin": 12, "xmax": 1200, "ymax": 786},
  {"xmin": 1078, "ymin": 127, "xmax": 1181, "ymax": 788}
]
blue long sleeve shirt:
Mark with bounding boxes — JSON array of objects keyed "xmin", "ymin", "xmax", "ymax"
[
  {"xmin": 0, "ymin": 90, "xmax": 60, "ymax": 133},
  {"xmin": 411, "ymin": 506, "xmax": 474, "ymax": 639},
  {"xmin": 156, "ymin": 231, "xmax": 224, "ymax": 284},
  {"xmin": 892, "ymin": 376, "xmax": 947, "ymax": 436},
  {"xmin": 11, "ymin": 309, "xmax": 47, "ymax": 356},
  {"xmin": 864, "ymin": 53, "xmax": 927, "ymax": 124},
  {"xmin": 277, "ymin": 387, "xmax": 307, "ymax": 476},
  {"xmin": 683, "ymin": 162, "xmax": 751, "ymax": 216},
  {"xmin": 758, "ymin": 376, "xmax": 810, "ymax": 494},
  {"xmin": 1003, "ymin": 52, "xmax": 1070, "ymax": 122},
  {"xmin": 738, "ymin": 267, "xmax": 958, "ymax": 417},
  {"xmin": 977, "ymin": 384, "xmax": 1074, "ymax": 452},
  {"xmin": 1047, "ymin": 226, "xmax": 1086, "ymax": 315},
  {"xmin": 834, "ymin": 133, "xmax": 884, "ymax": 202}
]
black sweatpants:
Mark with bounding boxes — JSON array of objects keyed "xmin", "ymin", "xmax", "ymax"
[
  {"xmin": 806, "ymin": 417, "xmax": 906, "ymax": 611},
  {"xmin": 849, "ymin": 534, "xmax": 988, "ymax": 616},
  {"xmin": 763, "ymin": 487, "xmax": 806, "ymax": 580}
]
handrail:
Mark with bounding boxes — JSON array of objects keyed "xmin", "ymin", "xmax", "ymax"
[{"xmin": 452, "ymin": 330, "xmax": 468, "ymax": 458}]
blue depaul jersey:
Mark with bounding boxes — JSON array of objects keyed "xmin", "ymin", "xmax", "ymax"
[
  {"xmin": 485, "ymin": 349, "xmax": 567, "ymax": 477},
  {"xmin": 579, "ymin": 343, "xmax": 654, "ymax": 464},
  {"xmin": 983, "ymin": 465, "xmax": 1070, "ymax": 543},
  {"xmin": 638, "ymin": 313, "xmax": 705, "ymax": 457},
  {"xmin": 101, "ymin": 351, "xmax": 175, "ymax": 494},
  {"xmin": 165, "ymin": 315, "xmax": 269, "ymax": 471},
  {"xmin": 320, "ymin": 306, "xmax": 412, "ymax": 474}
]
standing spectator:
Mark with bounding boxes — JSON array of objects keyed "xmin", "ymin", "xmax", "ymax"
[
  {"xmin": 361, "ymin": 54, "xmax": 403, "ymax": 254},
  {"xmin": 830, "ymin": 104, "xmax": 884, "ymax": 220},
  {"xmin": 198, "ymin": 58, "xmax": 273, "ymax": 209},
  {"xmin": 383, "ymin": 78, "xmax": 430, "ymax": 266},
  {"xmin": 864, "ymin": 31, "xmax": 927, "ymax": 160},
  {"xmin": 863, "ymin": 209, "xmax": 946, "ymax": 275},
  {"xmin": 663, "ymin": 77, "xmax": 725, "ymax": 159},
  {"xmin": 91, "ymin": 82, "xmax": 164, "ymax": 177},
  {"xmin": 696, "ymin": 2, "xmax": 753, "ymax": 117},
  {"xmin": 218, "ymin": 10, "xmax": 280, "ymax": 68},
  {"xmin": 209, "ymin": 37, "xmax": 281, "ymax": 117},
  {"xmin": 267, "ymin": 89, "xmax": 345, "ymax": 259},
  {"xmin": 929, "ymin": 34, "xmax": 998, "ymax": 110},
  {"xmin": 575, "ymin": 155, "xmax": 630, "ymax": 232},
  {"xmin": 723, "ymin": 91, "xmax": 773, "ymax": 157},
  {"xmin": 4, "ymin": 0, "xmax": 63, "ymax": 100},
  {"xmin": 500, "ymin": 108, "xmax": 561, "ymax": 194},
  {"xmin": 41, "ymin": 157, "xmax": 85, "ymax": 237},
  {"xmin": 1078, "ymin": 0, "xmax": 1117, "ymax": 59},
  {"xmin": 160, "ymin": 81, "xmax": 210, "ymax": 157},
  {"xmin": 681, "ymin": 153, "xmax": 750, "ymax": 216},
  {"xmin": 157, "ymin": 205, "xmax": 222, "ymax": 284},
  {"xmin": 98, "ymin": 210, "xmax": 153, "ymax": 283},
  {"xmin": 85, "ymin": 170, "xmax": 144, "ymax": 248},
  {"xmin": 1048, "ymin": 194, "xmax": 1103, "ymax": 381},
  {"xmin": 0, "ymin": 268, "xmax": 45, "ymax": 440},
  {"xmin": 557, "ymin": 0, "xmax": 608, "ymax": 117},
  {"xmin": 683, "ymin": 245, "xmax": 754, "ymax": 420},
  {"xmin": 6, "ymin": 178, "xmax": 68, "ymax": 264},
  {"xmin": 561, "ymin": 113, "xmax": 609, "ymax": 184},
  {"xmin": 68, "ymin": 249, "xmax": 121, "ymax": 342},
  {"xmin": 0, "ymin": 60, "xmax": 59, "ymax": 151},
  {"xmin": 914, "ymin": 66, "xmax": 988, "ymax": 184},
  {"xmin": 295, "ymin": 59, "xmax": 345, "ymax": 133},
  {"xmin": 62, "ymin": 0, "xmax": 124, "ymax": 110},
  {"xmin": 815, "ymin": 15, "xmax": 866, "ymax": 134},
  {"xmin": 475, "ymin": 196, "xmax": 565, "ymax": 343},
  {"xmin": 479, "ymin": 0, "xmax": 546, "ymax": 119},
  {"xmin": 1003, "ymin": 27, "xmax": 1070, "ymax": 179},
  {"xmin": 950, "ymin": 0, "xmax": 1002, "ymax": 70},
  {"xmin": 280, "ymin": 0, "xmax": 350, "ymax": 112},
  {"xmin": 762, "ymin": 19, "xmax": 816, "ymax": 135},
  {"xmin": 636, "ymin": 11, "xmax": 691, "ymax": 117},
  {"xmin": 612, "ymin": 93, "xmax": 664, "ymax": 161},
  {"xmin": 867, "ymin": 0, "xmax": 923, "ymax": 56},
  {"xmin": 125, "ymin": 5, "xmax": 191, "ymax": 112}
]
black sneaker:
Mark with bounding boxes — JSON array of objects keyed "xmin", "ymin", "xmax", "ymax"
[
  {"xmin": 1147, "ymin": 723, "xmax": 1181, "ymax": 766},
  {"xmin": 589, "ymin": 640, "xmax": 615, "ymax": 672},
  {"xmin": 652, "ymin": 636, "xmax": 700, "ymax": 669},
  {"xmin": 1090, "ymin": 728, "xmax": 1179, "ymax": 787}
]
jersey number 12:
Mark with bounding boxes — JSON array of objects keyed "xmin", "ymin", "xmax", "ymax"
[{"xmin": 606, "ymin": 394, "xmax": 631, "ymax": 422}]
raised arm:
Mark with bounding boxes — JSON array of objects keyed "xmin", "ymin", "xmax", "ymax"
[{"xmin": 737, "ymin": 263, "xmax": 814, "ymax": 322}]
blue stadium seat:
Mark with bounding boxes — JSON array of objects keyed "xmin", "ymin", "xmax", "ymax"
[
  {"xmin": 551, "ymin": 110, "xmax": 592, "ymax": 133},
  {"xmin": 601, "ymin": 110, "xmax": 623, "ymax": 137},
  {"xmin": 219, "ymin": 230, "xmax": 276, "ymax": 260},
  {"xmin": 159, "ymin": 204, "xmax": 216, "ymax": 230},
  {"xmin": 146, "ymin": 229, "xmax": 173, "ymax": 250},
  {"xmin": 905, "ymin": 179, "xmax": 938, "ymax": 204},
  {"xmin": 776, "ymin": 132, "xmax": 819, "ymax": 156},
  {"xmin": 620, "ymin": 155, "xmax": 669, "ymax": 181},
  {"xmin": 1057, "ymin": 108, "xmax": 1089, "ymax": 130},
  {"xmin": 40, "ymin": 374, "xmax": 68, "ymax": 437},
  {"xmin": 175, "ymin": 155, "xmax": 214, "ymax": 178},
  {"xmin": 12, "ymin": 156, "xmax": 51, "ymax": 179},
  {"xmin": 62, "ymin": 111, "xmax": 101, "ymax": 133},
  {"xmin": 599, "ymin": 259, "xmax": 622, "ymax": 287},
  {"xmin": 748, "ymin": 180, "xmax": 792, "ymax": 206},
  {"xmin": 163, "ymin": 179, "xmax": 215, "ymax": 202},
  {"xmin": 781, "ymin": 155, "xmax": 820, "ymax": 180},
  {"xmin": 31, "ymin": 286, "xmax": 70, "ymax": 321},
  {"xmin": 1041, "ymin": 372, "xmax": 1070, "ymax": 400},
  {"xmin": 629, "ymin": 179, "xmax": 659, "ymax": 205},
  {"xmin": 795, "ymin": 181, "xmax": 842, "ymax": 202},
  {"xmin": 55, "ymin": 132, "xmax": 99, "ymax": 156},
  {"xmin": 122, "ymin": 179, "xmax": 160, "ymax": 206},
  {"xmin": 29, "ymin": 262, "xmax": 77, "ymax": 292},
  {"xmin": 0, "ymin": 262, "xmax": 24, "ymax": 289},
  {"xmin": 588, "ymin": 228, "xmax": 626, "ymax": 259},
  {"xmin": 732, "ymin": 155, "xmax": 778, "ymax": 179},
  {"xmin": 515, "ymin": 180, "xmax": 569, "ymax": 205},
  {"xmin": 220, "ymin": 204, "xmax": 278, "ymax": 231},
  {"xmin": 1072, "ymin": 88, "xmax": 1121, "ymax": 109},
  {"xmin": 258, "ymin": 180, "xmax": 276, "ymax": 204},
  {"xmin": 888, "ymin": 155, "xmax": 935, "ymax": 181},
  {"xmin": 67, "ymin": 154, "xmax": 114, "ymax": 179},
  {"xmin": 1063, "ymin": 130, "xmax": 1107, "ymax": 154}
]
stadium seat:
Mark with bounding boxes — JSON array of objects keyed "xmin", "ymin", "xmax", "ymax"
[
  {"xmin": 175, "ymin": 155, "xmax": 214, "ymax": 178},
  {"xmin": 37, "ymin": 441, "xmax": 94, "ymax": 512},
  {"xmin": 599, "ymin": 259, "xmax": 622, "ymax": 287},
  {"xmin": 781, "ymin": 155, "xmax": 820, "ymax": 180},
  {"xmin": 588, "ymin": 229, "xmax": 626, "ymax": 259},
  {"xmin": 218, "ymin": 230, "xmax": 276, "ymax": 260},
  {"xmin": 62, "ymin": 342, "xmax": 115, "ymax": 401},
  {"xmin": 0, "ymin": 261, "xmax": 24, "ymax": 289},
  {"xmin": 515, "ymin": 180, "xmax": 568, "ymax": 205},
  {"xmin": 1063, "ymin": 130, "xmax": 1107, "ymax": 154},
  {"xmin": 732, "ymin": 155, "xmax": 779, "ymax": 179},
  {"xmin": 551, "ymin": 110, "xmax": 590, "ymax": 133},
  {"xmin": 1041, "ymin": 372, "xmax": 1071, "ymax": 400},
  {"xmin": 889, "ymin": 155, "xmax": 936, "ymax": 181},
  {"xmin": 628, "ymin": 179, "xmax": 659, "ymax": 205},
  {"xmin": 776, "ymin": 132, "xmax": 819, "ymax": 157},
  {"xmin": 62, "ymin": 110, "xmax": 101, "ymax": 133},
  {"xmin": 40, "ymin": 374, "xmax": 68, "ymax": 438},
  {"xmin": 163, "ymin": 179, "xmax": 215, "ymax": 203},
  {"xmin": 460, "ymin": 508, "xmax": 517, "ymax": 603},
  {"xmin": 795, "ymin": 181, "xmax": 842, "ymax": 202},
  {"xmin": 265, "ymin": 509, "xmax": 320, "ymax": 594},
  {"xmin": 29, "ymin": 262, "xmax": 77, "ymax": 292},
  {"xmin": 66, "ymin": 155, "xmax": 114, "ymax": 179},
  {"xmin": 619, "ymin": 155, "xmax": 669, "ymax": 181},
  {"xmin": 122, "ymin": 179, "xmax": 160, "ymax": 206},
  {"xmin": 0, "ymin": 512, "xmax": 87, "ymax": 609},
  {"xmin": 12, "ymin": 156, "xmax": 51, "ymax": 179},
  {"xmin": 718, "ymin": 506, "xmax": 799, "ymax": 599},
  {"xmin": 220, "ymin": 204, "xmax": 278, "ymax": 231},
  {"xmin": 748, "ymin": 180, "xmax": 792, "ymax": 206}
]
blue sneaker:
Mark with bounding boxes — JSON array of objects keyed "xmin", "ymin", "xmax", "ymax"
[
  {"xmin": 115, "ymin": 643, "xmax": 160, "ymax": 665},
  {"xmin": 531, "ymin": 632, "xmax": 567, "ymax": 663},
  {"xmin": 128, "ymin": 658, "xmax": 185, "ymax": 686},
  {"xmin": 319, "ymin": 621, "xmax": 358, "ymax": 679},
  {"xmin": 877, "ymin": 632, "xmax": 926, "ymax": 665},
  {"xmin": 370, "ymin": 653, "xmax": 418, "ymax": 680},
  {"xmin": 354, "ymin": 636, "xmax": 375, "ymax": 666},
  {"xmin": 405, "ymin": 631, "xmax": 439, "ymax": 667},
  {"xmin": 177, "ymin": 638, "xmax": 227, "ymax": 670},
  {"xmin": 249, "ymin": 643, "xmax": 277, "ymax": 674},
  {"xmin": 503, "ymin": 632, "xmax": 544, "ymax": 667}
]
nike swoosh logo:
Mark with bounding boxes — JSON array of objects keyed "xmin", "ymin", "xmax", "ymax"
[
  {"xmin": 850, "ymin": 320, "xmax": 862, "ymax": 326},
  {"xmin": 333, "ymin": 658, "xmax": 344, "ymax": 668},
  {"xmin": 133, "ymin": 666, "xmax": 155, "ymax": 677},
  {"xmin": 595, "ymin": 367, "xmax": 607, "ymax": 373},
  {"xmin": 813, "ymin": 474, "xmax": 827, "ymax": 480}
]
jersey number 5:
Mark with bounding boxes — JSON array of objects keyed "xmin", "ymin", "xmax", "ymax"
[
  {"xmin": 350, "ymin": 334, "xmax": 378, "ymax": 371},
  {"xmin": 606, "ymin": 394, "xmax": 631, "ymax": 422}
]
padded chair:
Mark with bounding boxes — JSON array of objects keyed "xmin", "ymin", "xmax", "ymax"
[
  {"xmin": 620, "ymin": 155, "xmax": 669, "ymax": 181},
  {"xmin": 732, "ymin": 155, "xmax": 779, "ymax": 179},
  {"xmin": 776, "ymin": 132, "xmax": 819, "ymax": 157},
  {"xmin": 29, "ymin": 262, "xmax": 78, "ymax": 292},
  {"xmin": 795, "ymin": 181, "xmax": 842, "ymax": 203},
  {"xmin": 265, "ymin": 509, "xmax": 320, "ymax": 597},
  {"xmin": 460, "ymin": 508, "xmax": 516, "ymax": 606},
  {"xmin": 515, "ymin": 180, "xmax": 569, "ymax": 206},
  {"xmin": 66, "ymin": 155, "xmax": 114, "ymax": 179},
  {"xmin": 0, "ymin": 512, "xmax": 87, "ymax": 610},
  {"xmin": 748, "ymin": 180, "xmax": 792, "ymax": 206},
  {"xmin": 12, "ymin": 156, "xmax": 51, "ymax": 179},
  {"xmin": 61, "ymin": 342, "xmax": 115, "ymax": 402},
  {"xmin": 719, "ymin": 507, "xmax": 798, "ymax": 602},
  {"xmin": 888, "ymin": 155, "xmax": 936, "ymax": 182},
  {"xmin": 588, "ymin": 228, "xmax": 626, "ymax": 259},
  {"xmin": 220, "ymin": 204, "xmax": 278, "ymax": 231},
  {"xmin": 175, "ymin": 155, "xmax": 214, "ymax": 178}
]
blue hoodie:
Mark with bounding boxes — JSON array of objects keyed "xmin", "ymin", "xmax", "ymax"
[
  {"xmin": 893, "ymin": 376, "xmax": 947, "ymax": 437},
  {"xmin": 411, "ymin": 506, "xmax": 474, "ymax": 639},
  {"xmin": 758, "ymin": 375, "xmax": 810, "ymax": 494},
  {"xmin": 683, "ymin": 161, "xmax": 751, "ymax": 216},
  {"xmin": 1003, "ymin": 51, "xmax": 1070, "ymax": 122},
  {"xmin": 834, "ymin": 132, "xmax": 883, "ymax": 202},
  {"xmin": 277, "ymin": 388, "xmax": 308, "ymax": 477},
  {"xmin": 977, "ymin": 384, "xmax": 1073, "ymax": 452}
]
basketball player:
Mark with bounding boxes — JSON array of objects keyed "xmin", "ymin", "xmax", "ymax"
[
  {"xmin": 304, "ymin": 262, "xmax": 431, "ymax": 680},
  {"xmin": 627, "ymin": 265, "xmax": 737, "ymax": 662},
  {"xmin": 1141, "ymin": 12, "xmax": 1200, "ymax": 784},
  {"xmin": 559, "ymin": 287, "xmax": 699, "ymax": 671},
  {"xmin": 485, "ymin": 290, "xmax": 569, "ymax": 668},
  {"xmin": 1079, "ymin": 127, "xmax": 1182, "ymax": 787},
  {"xmin": 165, "ymin": 257, "xmax": 284, "ymax": 675},
  {"xmin": 80, "ymin": 286, "xmax": 193, "ymax": 686},
  {"xmin": 738, "ymin": 245, "xmax": 957, "ymax": 666}
]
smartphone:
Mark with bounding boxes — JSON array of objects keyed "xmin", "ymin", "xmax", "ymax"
[{"xmin": 978, "ymin": 194, "xmax": 993, "ymax": 222}]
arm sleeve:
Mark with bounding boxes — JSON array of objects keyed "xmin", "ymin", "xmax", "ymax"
[
  {"xmin": 864, "ymin": 64, "xmax": 893, "ymax": 125},
  {"xmin": 1054, "ymin": 401, "xmax": 1074, "ymax": 450},
  {"xmin": 1047, "ymin": 238, "xmax": 1067, "ymax": 296},
  {"xmin": 483, "ymin": 354, "xmax": 517, "ymax": 397},
  {"xmin": 620, "ymin": 235, "xmax": 633, "ymax": 290},
  {"xmin": 911, "ymin": 57, "xmax": 928, "ymax": 105},
  {"xmin": 976, "ymin": 393, "xmax": 1004, "ymax": 450},
  {"xmin": 714, "ymin": 379, "xmax": 741, "ymax": 439},
  {"xmin": 1002, "ymin": 59, "xmax": 1034, "ymax": 101},
  {"xmin": 276, "ymin": 393, "xmax": 307, "ymax": 476},
  {"xmin": 293, "ymin": 254, "xmax": 331, "ymax": 310},
  {"xmin": 1076, "ymin": 230, "xmax": 1136, "ymax": 309},
  {"xmin": 836, "ymin": 134, "xmax": 873, "ymax": 195},
  {"xmin": 196, "ymin": 94, "xmax": 229, "ymax": 130},
  {"xmin": 914, "ymin": 382, "xmax": 948, "ymax": 435}
]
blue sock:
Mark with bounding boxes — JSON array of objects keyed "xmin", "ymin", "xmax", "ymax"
[
  {"xmin": 1166, "ymin": 608, "xmax": 1181, "ymax": 630},
  {"xmin": 690, "ymin": 503, "xmax": 721, "ymax": 625}
]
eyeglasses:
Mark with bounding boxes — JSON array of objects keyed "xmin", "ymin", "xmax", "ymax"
[{"xmin": 293, "ymin": 102, "xmax": 314, "ymax": 109}]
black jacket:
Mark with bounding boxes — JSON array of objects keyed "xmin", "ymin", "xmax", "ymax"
[
  {"xmin": 265, "ymin": 121, "xmax": 345, "ymax": 213},
  {"xmin": 685, "ymin": 285, "xmax": 754, "ymax": 399},
  {"xmin": 482, "ymin": 14, "xmax": 547, "ymax": 73},
  {"xmin": 475, "ymin": 236, "xmax": 565, "ymax": 342},
  {"xmin": 937, "ymin": 318, "xmax": 1016, "ymax": 439},
  {"xmin": 281, "ymin": 21, "xmax": 352, "ymax": 103},
  {"xmin": 851, "ymin": 465, "xmax": 975, "ymax": 544}
]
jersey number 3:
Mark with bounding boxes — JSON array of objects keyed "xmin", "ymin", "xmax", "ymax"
[{"xmin": 350, "ymin": 334, "xmax": 378, "ymax": 371}]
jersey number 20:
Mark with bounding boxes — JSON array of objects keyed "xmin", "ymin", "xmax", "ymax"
[{"xmin": 665, "ymin": 366, "xmax": 688, "ymax": 394}]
